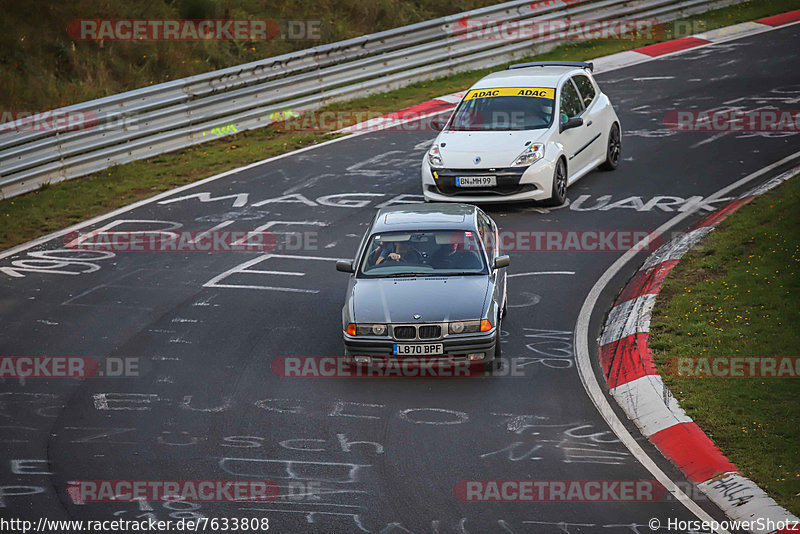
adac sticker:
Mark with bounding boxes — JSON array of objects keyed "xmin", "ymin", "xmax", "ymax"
[{"xmin": 464, "ymin": 87, "xmax": 555, "ymax": 100}]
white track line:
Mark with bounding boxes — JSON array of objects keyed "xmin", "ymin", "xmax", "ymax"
[
  {"xmin": 0, "ymin": 111, "xmax": 450, "ymax": 261},
  {"xmin": 508, "ymin": 271, "xmax": 575, "ymax": 277},
  {"xmin": 574, "ymin": 149, "xmax": 800, "ymax": 533}
]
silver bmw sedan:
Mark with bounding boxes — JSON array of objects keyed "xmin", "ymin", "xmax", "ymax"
[{"xmin": 336, "ymin": 203, "xmax": 509, "ymax": 371}]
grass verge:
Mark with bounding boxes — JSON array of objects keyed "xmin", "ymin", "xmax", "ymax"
[
  {"xmin": 2, "ymin": 0, "xmax": 506, "ymax": 110},
  {"xmin": 2, "ymin": 0, "xmax": 800, "ymax": 251},
  {"xmin": 649, "ymin": 176, "xmax": 800, "ymax": 515}
]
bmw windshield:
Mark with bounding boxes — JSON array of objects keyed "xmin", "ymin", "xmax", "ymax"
[
  {"xmin": 359, "ymin": 230, "xmax": 488, "ymax": 278},
  {"xmin": 448, "ymin": 87, "xmax": 555, "ymax": 131}
]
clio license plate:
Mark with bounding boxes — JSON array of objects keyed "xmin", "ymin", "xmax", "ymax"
[{"xmin": 456, "ymin": 176, "xmax": 496, "ymax": 187}]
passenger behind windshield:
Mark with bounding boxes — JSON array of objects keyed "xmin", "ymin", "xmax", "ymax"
[
  {"xmin": 430, "ymin": 241, "xmax": 483, "ymax": 270},
  {"xmin": 361, "ymin": 231, "xmax": 487, "ymax": 277}
]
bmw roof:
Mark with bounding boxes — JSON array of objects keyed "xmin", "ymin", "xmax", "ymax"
[{"xmin": 371, "ymin": 203, "xmax": 479, "ymax": 233}]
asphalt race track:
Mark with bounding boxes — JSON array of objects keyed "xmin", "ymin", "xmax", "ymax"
[{"xmin": 1, "ymin": 24, "xmax": 799, "ymax": 533}]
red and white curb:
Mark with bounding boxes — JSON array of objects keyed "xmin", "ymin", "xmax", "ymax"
[
  {"xmin": 336, "ymin": 92, "xmax": 464, "ymax": 134},
  {"xmin": 598, "ymin": 166, "xmax": 799, "ymax": 534},
  {"xmin": 339, "ymin": 8, "xmax": 800, "ymax": 135},
  {"xmin": 593, "ymin": 9, "xmax": 800, "ymax": 72},
  {"xmin": 334, "ymin": 9, "xmax": 800, "ymax": 531}
]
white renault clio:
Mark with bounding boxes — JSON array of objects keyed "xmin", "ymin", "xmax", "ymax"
[{"xmin": 421, "ymin": 61, "xmax": 621, "ymax": 205}]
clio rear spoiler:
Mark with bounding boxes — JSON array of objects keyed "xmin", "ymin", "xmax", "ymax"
[{"xmin": 507, "ymin": 61, "xmax": 593, "ymax": 72}]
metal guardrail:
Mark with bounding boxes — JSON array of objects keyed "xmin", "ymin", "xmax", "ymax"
[{"xmin": 0, "ymin": 0, "xmax": 747, "ymax": 199}]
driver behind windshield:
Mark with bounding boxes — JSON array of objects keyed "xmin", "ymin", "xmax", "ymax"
[{"xmin": 376, "ymin": 241, "xmax": 422, "ymax": 265}]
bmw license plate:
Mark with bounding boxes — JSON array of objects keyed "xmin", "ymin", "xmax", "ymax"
[
  {"xmin": 393, "ymin": 343, "xmax": 444, "ymax": 356},
  {"xmin": 456, "ymin": 176, "xmax": 496, "ymax": 187}
]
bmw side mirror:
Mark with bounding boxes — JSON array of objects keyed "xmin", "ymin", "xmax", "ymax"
[
  {"xmin": 336, "ymin": 260, "xmax": 355, "ymax": 273},
  {"xmin": 429, "ymin": 116, "xmax": 446, "ymax": 131},
  {"xmin": 560, "ymin": 117, "xmax": 584, "ymax": 133},
  {"xmin": 493, "ymin": 255, "xmax": 510, "ymax": 269}
]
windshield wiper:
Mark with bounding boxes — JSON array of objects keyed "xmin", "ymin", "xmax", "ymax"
[{"xmin": 436, "ymin": 271, "xmax": 484, "ymax": 276}]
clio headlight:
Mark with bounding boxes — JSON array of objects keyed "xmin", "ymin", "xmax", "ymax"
[
  {"xmin": 511, "ymin": 143, "xmax": 545, "ymax": 167},
  {"xmin": 428, "ymin": 144, "xmax": 443, "ymax": 167}
]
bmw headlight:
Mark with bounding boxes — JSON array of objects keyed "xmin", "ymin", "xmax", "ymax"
[
  {"xmin": 428, "ymin": 144, "xmax": 443, "ymax": 167},
  {"xmin": 449, "ymin": 320, "xmax": 481, "ymax": 334},
  {"xmin": 511, "ymin": 143, "xmax": 545, "ymax": 167},
  {"xmin": 353, "ymin": 324, "xmax": 388, "ymax": 336},
  {"xmin": 371, "ymin": 324, "xmax": 387, "ymax": 336},
  {"xmin": 448, "ymin": 319, "xmax": 493, "ymax": 334}
]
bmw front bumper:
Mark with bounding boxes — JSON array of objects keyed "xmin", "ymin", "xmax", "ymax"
[{"xmin": 343, "ymin": 330, "xmax": 497, "ymax": 365}]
